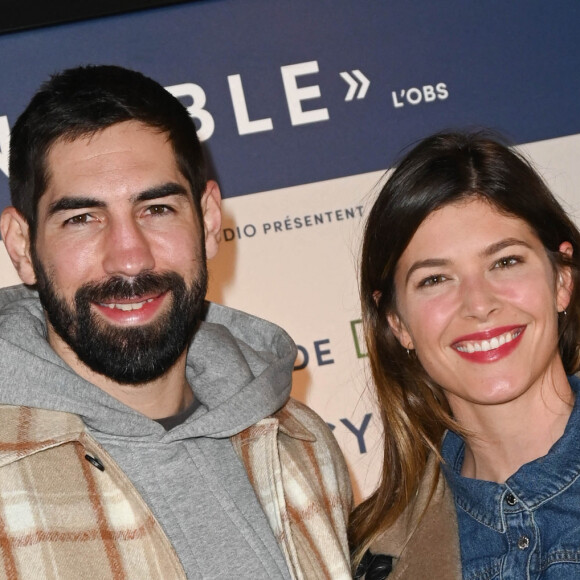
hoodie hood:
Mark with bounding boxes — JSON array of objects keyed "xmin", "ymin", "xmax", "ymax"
[{"xmin": 0, "ymin": 285, "xmax": 296, "ymax": 442}]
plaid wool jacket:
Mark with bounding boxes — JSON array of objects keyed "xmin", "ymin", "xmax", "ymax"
[{"xmin": 0, "ymin": 398, "xmax": 352, "ymax": 580}]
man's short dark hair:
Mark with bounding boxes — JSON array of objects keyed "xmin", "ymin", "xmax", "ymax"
[{"xmin": 9, "ymin": 65, "xmax": 206, "ymax": 239}]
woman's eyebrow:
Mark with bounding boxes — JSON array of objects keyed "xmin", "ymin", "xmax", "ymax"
[
  {"xmin": 404, "ymin": 239, "xmax": 533, "ymax": 285},
  {"xmin": 481, "ymin": 238, "xmax": 532, "ymax": 257},
  {"xmin": 405, "ymin": 258, "xmax": 449, "ymax": 285}
]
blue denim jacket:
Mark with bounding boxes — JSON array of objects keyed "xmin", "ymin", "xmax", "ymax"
[{"xmin": 441, "ymin": 375, "xmax": 580, "ymax": 580}]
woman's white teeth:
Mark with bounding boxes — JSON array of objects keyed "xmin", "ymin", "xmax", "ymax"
[
  {"xmin": 102, "ymin": 298, "xmax": 154, "ymax": 311},
  {"xmin": 456, "ymin": 329, "xmax": 521, "ymax": 353}
]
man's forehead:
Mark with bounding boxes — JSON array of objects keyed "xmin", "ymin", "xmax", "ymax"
[
  {"xmin": 47, "ymin": 120, "xmax": 168, "ymax": 158},
  {"xmin": 42, "ymin": 122, "xmax": 185, "ymax": 194}
]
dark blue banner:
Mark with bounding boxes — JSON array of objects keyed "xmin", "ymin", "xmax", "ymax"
[{"xmin": 0, "ymin": 0, "xmax": 578, "ymax": 206}]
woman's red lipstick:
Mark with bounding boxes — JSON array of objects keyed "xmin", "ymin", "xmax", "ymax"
[{"xmin": 451, "ymin": 325, "xmax": 525, "ymax": 363}]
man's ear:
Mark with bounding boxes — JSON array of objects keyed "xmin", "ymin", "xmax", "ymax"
[
  {"xmin": 200, "ymin": 180, "xmax": 222, "ymax": 260},
  {"xmin": 387, "ymin": 311, "xmax": 415, "ymax": 351},
  {"xmin": 556, "ymin": 241, "xmax": 574, "ymax": 312},
  {"xmin": 0, "ymin": 207, "xmax": 37, "ymax": 285}
]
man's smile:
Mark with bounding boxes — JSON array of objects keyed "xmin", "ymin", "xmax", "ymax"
[
  {"xmin": 93, "ymin": 292, "xmax": 169, "ymax": 324},
  {"xmin": 99, "ymin": 297, "xmax": 155, "ymax": 311}
]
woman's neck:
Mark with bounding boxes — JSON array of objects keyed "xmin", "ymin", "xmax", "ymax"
[{"xmin": 457, "ymin": 375, "xmax": 575, "ymax": 483}]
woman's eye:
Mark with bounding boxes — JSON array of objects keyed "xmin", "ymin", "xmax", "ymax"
[
  {"xmin": 418, "ymin": 274, "xmax": 446, "ymax": 287},
  {"xmin": 494, "ymin": 256, "xmax": 520, "ymax": 269}
]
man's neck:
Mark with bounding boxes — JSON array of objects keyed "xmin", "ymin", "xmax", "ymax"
[{"xmin": 47, "ymin": 327, "xmax": 193, "ymax": 419}]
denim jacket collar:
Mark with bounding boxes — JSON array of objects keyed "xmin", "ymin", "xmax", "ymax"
[{"xmin": 441, "ymin": 375, "xmax": 580, "ymax": 532}]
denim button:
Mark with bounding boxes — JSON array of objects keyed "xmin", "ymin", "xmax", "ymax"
[
  {"xmin": 505, "ymin": 493, "xmax": 517, "ymax": 506},
  {"xmin": 517, "ymin": 535, "xmax": 530, "ymax": 550}
]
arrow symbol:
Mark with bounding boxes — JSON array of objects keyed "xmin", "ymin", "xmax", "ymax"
[{"xmin": 340, "ymin": 70, "xmax": 370, "ymax": 101}]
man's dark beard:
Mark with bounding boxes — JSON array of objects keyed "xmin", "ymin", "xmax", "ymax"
[{"xmin": 32, "ymin": 262, "xmax": 207, "ymax": 384}]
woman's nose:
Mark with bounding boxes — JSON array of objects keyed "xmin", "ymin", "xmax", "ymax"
[{"xmin": 459, "ymin": 276, "xmax": 501, "ymax": 321}]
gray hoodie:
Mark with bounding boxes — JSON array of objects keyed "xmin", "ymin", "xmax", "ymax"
[{"xmin": 0, "ymin": 285, "xmax": 295, "ymax": 579}]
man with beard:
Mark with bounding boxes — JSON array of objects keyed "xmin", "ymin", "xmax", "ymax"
[{"xmin": 0, "ymin": 65, "xmax": 352, "ymax": 579}]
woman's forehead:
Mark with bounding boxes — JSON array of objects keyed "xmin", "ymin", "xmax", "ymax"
[{"xmin": 398, "ymin": 199, "xmax": 543, "ymax": 267}]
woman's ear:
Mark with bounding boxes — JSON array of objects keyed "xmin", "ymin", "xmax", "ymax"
[
  {"xmin": 556, "ymin": 241, "xmax": 574, "ymax": 313},
  {"xmin": 387, "ymin": 311, "xmax": 414, "ymax": 350}
]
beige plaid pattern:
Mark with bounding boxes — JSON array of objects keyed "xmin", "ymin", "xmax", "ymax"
[
  {"xmin": 0, "ymin": 401, "xmax": 351, "ymax": 579},
  {"xmin": 233, "ymin": 399, "xmax": 353, "ymax": 580},
  {"xmin": 0, "ymin": 406, "xmax": 185, "ymax": 580}
]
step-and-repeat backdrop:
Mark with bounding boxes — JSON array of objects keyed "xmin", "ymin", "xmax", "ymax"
[{"xmin": 1, "ymin": 0, "xmax": 579, "ymax": 500}]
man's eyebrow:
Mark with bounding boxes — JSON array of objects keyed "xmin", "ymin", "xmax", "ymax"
[
  {"xmin": 47, "ymin": 196, "xmax": 106, "ymax": 217},
  {"xmin": 131, "ymin": 182, "xmax": 189, "ymax": 204},
  {"xmin": 47, "ymin": 183, "xmax": 190, "ymax": 217},
  {"xmin": 481, "ymin": 237, "xmax": 532, "ymax": 257}
]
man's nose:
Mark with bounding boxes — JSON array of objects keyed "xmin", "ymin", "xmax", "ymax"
[{"xmin": 101, "ymin": 218, "xmax": 155, "ymax": 277}]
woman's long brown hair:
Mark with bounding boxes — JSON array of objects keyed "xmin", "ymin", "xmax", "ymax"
[{"xmin": 350, "ymin": 130, "xmax": 580, "ymax": 569}]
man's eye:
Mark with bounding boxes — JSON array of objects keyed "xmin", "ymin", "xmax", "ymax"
[
  {"xmin": 64, "ymin": 213, "xmax": 93, "ymax": 226},
  {"xmin": 147, "ymin": 205, "xmax": 172, "ymax": 216}
]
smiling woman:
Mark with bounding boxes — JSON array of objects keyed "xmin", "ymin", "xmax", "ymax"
[{"xmin": 350, "ymin": 131, "xmax": 580, "ymax": 580}]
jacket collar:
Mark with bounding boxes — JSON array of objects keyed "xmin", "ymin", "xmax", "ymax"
[
  {"xmin": 273, "ymin": 400, "xmax": 316, "ymax": 441},
  {"xmin": 370, "ymin": 453, "xmax": 462, "ymax": 580},
  {"xmin": 0, "ymin": 405, "xmax": 85, "ymax": 467},
  {"xmin": 0, "ymin": 398, "xmax": 316, "ymax": 471}
]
